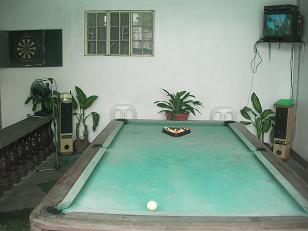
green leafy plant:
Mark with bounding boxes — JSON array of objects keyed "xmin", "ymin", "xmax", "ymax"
[
  {"xmin": 240, "ymin": 92, "xmax": 275, "ymax": 143},
  {"xmin": 72, "ymin": 86, "xmax": 100, "ymax": 141},
  {"xmin": 154, "ymin": 89, "xmax": 203, "ymax": 118}
]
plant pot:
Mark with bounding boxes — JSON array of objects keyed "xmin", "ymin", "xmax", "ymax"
[
  {"xmin": 73, "ymin": 139, "xmax": 90, "ymax": 153},
  {"xmin": 165, "ymin": 112, "xmax": 189, "ymax": 121}
]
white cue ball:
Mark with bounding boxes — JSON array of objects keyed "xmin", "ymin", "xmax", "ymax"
[{"xmin": 147, "ymin": 200, "xmax": 158, "ymax": 211}]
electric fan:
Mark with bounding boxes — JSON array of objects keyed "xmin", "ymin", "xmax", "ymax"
[{"xmin": 26, "ymin": 80, "xmax": 56, "ymax": 117}]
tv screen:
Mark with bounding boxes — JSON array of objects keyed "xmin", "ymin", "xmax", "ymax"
[{"xmin": 265, "ymin": 13, "xmax": 292, "ymax": 36}]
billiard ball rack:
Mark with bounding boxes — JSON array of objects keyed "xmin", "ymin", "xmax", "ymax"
[{"xmin": 162, "ymin": 127, "xmax": 191, "ymax": 137}]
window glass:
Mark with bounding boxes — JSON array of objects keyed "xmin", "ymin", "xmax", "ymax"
[
  {"xmin": 88, "ymin": 41, "xmax": 96, "ymax": 54},
  {"xmin": 97, "ymin": 27, "xmax": 106, "ymax": 40},
  {"xmin": 111, "ymin": 27, "xmax": 119, "ymax": 40},
  {"xmin": 121, "ymin": 13, "xmax": 129, "ymax": 26},
  {"xmin": 87, "ymin": 27, "xmax": 96, "ymax": 40},
  {"xmin": 132, "ymin": 41, "xmax": 142, "ymax": 55},
  {"xmin": 111, "ymin": 13, "xmax": 119, "ymax": 26},
  {"xmin": 87, "ymin": 14, "xmax": 96, "ymax": 26},
  {"xmin": 110, "ymin": 41, "xmax": 119, "ymax": 54},
  {"xmin": 97, "ymin": 41, "xmax": 106, "ymax": 54},
  {"xmin": 143, "ymin": 13, "xmax": 153, "ymax": 27},
  {"xmin": 143, "ymin": 41, "xmax": 152, "ymax": 55},
  {"xmin": 97, "ymin": 13, "xmax": 107, "ymax": 26},
  {"xmin": 120, "ymin": 41, "xmax": 129, "ymax": 55},
  {"xmin": 133, "ymin": 13, "xmax": 142, "ymax": 26}
]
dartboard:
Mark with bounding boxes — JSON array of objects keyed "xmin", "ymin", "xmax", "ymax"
[{"xmin": 15, "ymin": 36, "xmax": 38, "ymax": 61}]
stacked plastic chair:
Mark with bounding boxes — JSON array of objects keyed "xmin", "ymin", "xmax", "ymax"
[
  {"xmin": 210, "ymin": 107, "xmax": 236, "ymax": 121},
  {"xmin": 110, "ymin": 104, "xmax": 137, "ymax": 119}
]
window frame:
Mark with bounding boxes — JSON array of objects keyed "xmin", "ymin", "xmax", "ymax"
[{"xmin": 84, "ymin": 10, "xmax": 154, "ymax": 57}]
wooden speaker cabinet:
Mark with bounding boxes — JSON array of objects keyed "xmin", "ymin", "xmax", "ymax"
[
  {"xmin": 273, "ymin": 99, "xmax": 295, "ymax": 160},
  {"xmin": 58, "ymin": 93, "xmax": 73, "ymax": 154}
]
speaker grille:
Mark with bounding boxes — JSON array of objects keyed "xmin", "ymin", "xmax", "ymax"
[
  {"xmin": 60, "ymin": 102, "xmax": 72, "ymax": 133},
  {"xmin": 275, "ymin": 107, "xmax": 288, "ymax": 139}
]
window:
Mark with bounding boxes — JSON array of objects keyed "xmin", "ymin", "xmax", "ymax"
[
  {"xmin": 85, "ymin": 11, "xmax": 154, "ymax": 56},
  {"xmin": 132, "ymin": 12, "xmax": 154, "ymax": 56},
  {"xmin": 86, "ymin": 11, "xmax": 107, "ymax": 55}
]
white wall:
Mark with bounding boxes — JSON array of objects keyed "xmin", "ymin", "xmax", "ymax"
[
  {"xmin": 0, "ymin": 0, "xmax": 296, "ymax": 141},
  {"xmin": 293, "ymin": 0, "xmax": 308, "ymax": 161}
]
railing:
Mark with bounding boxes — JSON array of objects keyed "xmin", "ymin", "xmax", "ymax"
[{"xmin": 0, "ymin": 117, "xmax": 55, "ymax": 197}]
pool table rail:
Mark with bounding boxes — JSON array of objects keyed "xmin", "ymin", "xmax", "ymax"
[{"xmin": 31, "ymin": 212, "xmax": 308, "ymax": 231}]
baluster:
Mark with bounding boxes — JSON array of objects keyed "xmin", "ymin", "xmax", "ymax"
[
  {"xmin": 7, "ymin": 146, "xmax": 21, "ymax": 184},
  {"xmin": 0, "ymin": 148, "xmax": 12, "ymax": 196},
  {"xmin": 23, "ymin": 137, "xmax": 35, "ymax": 171},
  {"xmin": 16, "ymin": 142, "xmax": 27, "ymax": 177},
  {"xmin": 41, "ymin": 126, "xmax": 51, "ymax": 156},
  {"xmin": 30, "ymin": 132, "xmax": 41, "ymax": 165},
  {"xmin": 40, "ymin": 126, "xmax": 50, "ymax": 156},
  {"xmin": 0, "ymin": 151, "xmax": 3, "ymax": 196},
  {"xmin": 37, "ymin": 131, "xmax": 47, "ymax": 161}
]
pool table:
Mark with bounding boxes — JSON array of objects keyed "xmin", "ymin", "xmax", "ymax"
[{"xmin": 30, "ymin": 119, "xmax": 308, "ymax": 230}]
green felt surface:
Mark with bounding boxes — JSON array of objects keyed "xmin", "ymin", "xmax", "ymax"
[{"xmin": 63, "ymin": 121, "xmax": 305, "ymax": 216}]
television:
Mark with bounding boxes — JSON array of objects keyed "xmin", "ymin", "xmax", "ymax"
[{"xmin": 262, "ymin": 4, "xmax": 303, "ymax": 42}]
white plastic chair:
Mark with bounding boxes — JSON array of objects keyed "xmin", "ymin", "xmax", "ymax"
[
  {"xmin": 110, "ymin": 104, "xmax": 137, "ymax": 120},
  {"xmin": 210, "ymin": 107, "xmax": 236, "ymax": 121}
]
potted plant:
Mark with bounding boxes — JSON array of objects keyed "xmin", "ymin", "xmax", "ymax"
[
  {"xmin": 25, "ymin": 80, "xmax": 59, "ymax": 117},
  {"xmin": 72, "ymin": 86, "xmax": 100, "ymax": 153},
  {"xmin": 154, "ymin": 89, "xmax": 203, "ymax": 120},
  {"xmin": 240, "ymin": 92, "xmax": 275, "ymax": 145}
]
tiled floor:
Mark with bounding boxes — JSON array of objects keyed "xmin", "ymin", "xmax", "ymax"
[{"xmin": 0, "ymin": 153, "xmax": 73, "ymax": 231}]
